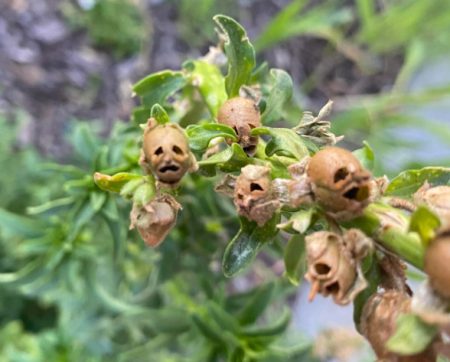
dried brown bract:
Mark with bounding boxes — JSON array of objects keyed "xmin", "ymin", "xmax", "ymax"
[
  {"xmin": 272, "ymin": 159, "xmax": 314, "ymax": 208},
  {"xmin": 129, "ymin": 195, "xmax": 181, "ymax": 247},
  {"xmin": 217, "ymin": 97, "xmax": 261, "ymax": 156},
  {"xmin": 305, "ymin": 229, "xmax": 371, "ymax": 305},
  {"xmin": 424, "ymin": 231, "xmax": 450, "ymax": 298},
  {"xmin": 361, "ymin": 290, "xmax": 438, "ymax": 362},
  {"xmin": 307, "ymin": 147, "xmax": 373, "ymax": 221},
  {"xmin": 141, "ymin": 118, "xmax": 197, "ymax": 186},
  {"xmin": 414, "ymin": 182, "xmax": 450, "ymax": 229},
  {"xmin": 233, "ymin": 165, "xmax": 279, "ymax": 226}
]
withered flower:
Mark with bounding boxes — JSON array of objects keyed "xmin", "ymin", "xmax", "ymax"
[
  {"xmin": 129, "ymin": 195, "xmax": 181, "ymax": 247},
  {"xmin": 361, "ymin": 290, "xmax": 438, "ymax": 362},
  {"xmin": 141, "ymin": 118, "xmax": 197, "ymax": 186},
  {"xmin": 307, "ymin": 147, "xmax": 373, "ymax": 221},
  {"xmin": 424, "ymin": 231, "xmax": 450, "ymax": 298},
  {"xmin": 234, "ymin": 165, "xmax": 279, "ymax": 226},
  {"xmin": 305, "ymin": 229, "xmax": 371, "ymax": 305},
  {"xmin": 414, "ymin": 182, "xmax": 450, "ymax": 229},
  {"xmin": 217, "ymin": 97, "xmax": 261, "ymax": 155}
]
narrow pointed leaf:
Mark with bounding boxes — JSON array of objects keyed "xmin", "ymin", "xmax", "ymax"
[
  {"xmin": 186, "ymin": 123, "xmax": 237, "ymax": 151},
  {"xmin": 261, "ymin": 69, "xmax": 293, "ymax": 124}
]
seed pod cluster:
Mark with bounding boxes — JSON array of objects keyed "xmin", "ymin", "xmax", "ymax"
[
  {"xmin": 306, "ymin": 147, "xmax": 373, "ymax": 220},
  {"xmin": 305, "ymin": 229, "xmax": 371, "ymax": 305},
  {"xmin": 129, "ymin": 195, "xmax": 181, "ymax": 247},
  {"xmin": 361, "ymin": 290, "xmax": 438, "ymax": 361},
  {"xmin": 414, "ymin": 183, "xmax": 450, "ymax": 229},
  {"xmin": 217, "ymin": 97, "xmax": 261, "ymax": 156},
  {"xmin": 141, "ymin": 118, "xmax": 197, "ymax": 186},
  {"xmin": 424, "ymin": 232, "xmax": 450, "ymax": 298},
  {"xmin": 233, "ymin": 165, "xmax": 280, "ymax": 226}
]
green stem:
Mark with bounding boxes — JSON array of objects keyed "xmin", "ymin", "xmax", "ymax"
[{"xmin": 343, "ymin": 203, "xmax": 425, "ymax": 270}]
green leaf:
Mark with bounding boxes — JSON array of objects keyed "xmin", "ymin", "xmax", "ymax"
[
  {"xmin": 120, "ymin": 177, "xmax": 145, "ymax": 199},
  {"xmin": 353, "ymin": 141, "xmax": 375, "ymax": 171},
  {"xmin": 207, "ymin": 302, "xmax": 240, "ymax": 334},
  {"xmin": 261, "ymin": 69, "xmax": 293, "ymax": 124},
  {"xmin": 131, "ymin": 106, "xmax": 151, "ymax": 125},
  {"xmin": 94, "ymin": 172, "xmax": 141, "ymax": 193},
  {"xmin": 252, "ymin": 127, "xmax": 308, "ymax": 161},
  {"xmin": 133, "ymin": 179, "xmax": 156, "ymax": 206},
  {"xmin": 27, "ymin": 197, "xmax": 74, "ymax": 215},
  {"xmin": 283, "ymin": 235, "xmax": 307, "ymax": 286},
  {"xmin": 71, "ymin": 123, "xmax": 99, "ymax": 163},
  {"xmin": 277, "ymin": 208, "xmax": 315, "ymax": 234},
  {"xmin": 132, "ymin": 70, "xmax": 187, "ymax": 108},
  {"xmin": 386, "ymin": 167, "xmax": 450, "ymax": 197},
  {"xmin": 237, "ymin": 282, "xmax": 275, "ymax": 325},
  {"xmin": 213, "ymin": 15, "xmax": 255, "ymax": 97},
  {"xmin": 198, "ymin": 143, "xmax": 251, "ymax": 176},
  {"xmin": 241, "ymin": 307, "xmax": 291, "ymax": 338},
  {"xmin": 184, "ymin": 60, "xmax": 227, "ymax": 116},
  {"xmin": 0, "ymin": 209, "xmax": 46, "ymax": 238},
  {"xmin": 409, "ymin": 205, "xmax": 441, "ymax": 246},
  {"xmin": 90, "ymin": 191, "xmax": 107, "ymax": 212},
  {"xmin": 186, "ymin": 123, "xmax": 237, "ymax": 152},
  {"xmin": 150, "ymin": 104, "xmax": 169, "ymax": 124},
  {"xmin": 386, "ymin": 314, "xmax": 438, "ymax": 355},
  {"xmin": 222, "ymin": 215, "xmax": 279, "ymax": 277}
]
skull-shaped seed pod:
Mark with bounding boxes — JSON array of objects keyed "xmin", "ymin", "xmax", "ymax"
[
  {"xmin": 217, "ymin": 97, "xmax": 261, "ymax": 156},
  {"xmin": 306, "ymin": 147, "xmax": 372, "ymax": 220},
  {"xmin": 414, "ymin": 183, "xmax": 450, "ymax": 229},
  {"xmin": 305, "ymin": 231, "xmax": 357, "ymax": 305},
  {"xmin": 305, "ymin": 229, "xmax": 372, "ymax": 305},
  {"xmin": 360, "ymin": 291, "xmax": 438, "ymax": 362},
  {"xmin": 141, "ymin": 118, "xmax": 197, "ymax": 186},
  {"xmin": 424, "ymin": 232, "xmax": 450, "ymax": 298},
  {"xmin": 129, "ymin": 195, "xmax": 181, "ymax": 247},
  {"xmin": 234, "ymin": 165, "xmax": 280, "ymax": 226}
]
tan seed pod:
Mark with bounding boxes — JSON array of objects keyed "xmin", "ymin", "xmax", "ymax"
[
  {"xmin": 414, "ymin": 183, "xmax": 450, "ymax": 229},
  {"xmin": 233, "ymin": 165, "xmax": 279, "ymax": 226},
  {"xmin": 361, "ymin": 291, "xmax": 438, "ymax": 362},
  {"xmin": 306, "ymin": 147, "xmax": 372, "ymax": 220},
  {"xmin": 129, "ymin": 196, "xmax": 181, "ymax": 247},
  {"xmin": 424, "ymin": 233, "xmax": 450, "ymax": 298},
  {"xmin": 305, "ymin": 231, "xmax": 358, "ymax": 305},
  {"xmin": 217, "ymin": 97, "xmax": 261, "ymax": 156},
  {"xmin": 141, "ymin": 119, "xmax": 197, "ymax": 185}
]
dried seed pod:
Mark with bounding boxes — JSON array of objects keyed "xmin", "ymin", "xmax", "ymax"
[
  {"xmin": 141, "ymin": 119, "xmax": 197, "ymax": 185},
  {"xmin": 361, "ymin": 291, "xmax": 438, "ymax": 362},
  {"xmin": 234, "ymin": 165, "xmax": 279, "ymax": 226},
  {"xmin": 129, "ymin": 195, "xmax": 181, "ymax": 247},
  {"xmin": 424, "ymin": 232, "xmax": 450, "ymax": 298},
  {"xmin": 305, "ymin": 230, "xmax": 369, "ymax": 305},
  {"xmin": 414, "ymin": 183, "xmax": 450, "ymax": 228},
  {"xmin": 217, "ymin": 97, "xmax": 261, "ymax": 155},
  {"xmin": 306, "ymin": 147, "xmax": 372, "ymax": 220}
]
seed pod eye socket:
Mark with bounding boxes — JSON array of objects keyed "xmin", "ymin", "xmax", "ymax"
[
  {"xmin": 250, "ymin": 182, "xmax": 263, "ymax": 192},
  {"xmin": 172, "ymin": 145, "xmax": 184, "ymax": 155},
  {"xmin": 154, "ymin": 147, "xmax": 163, "ymax": 156},
  {"xmin": 315, "ymin": 263, "xmax": 332, "ymax": 275},
  {"xmin": 334, "ymin": 167, "xmax": 349, "ymax": 183}
]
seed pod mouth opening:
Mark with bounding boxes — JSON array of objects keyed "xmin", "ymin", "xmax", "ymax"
[
  {"xmin": 343, "ymin": 185, "xmax": 370, "ymax": 201},
  {"xmin": 159, "ymin": 164, "xmax": 180, "ymax": 173}
]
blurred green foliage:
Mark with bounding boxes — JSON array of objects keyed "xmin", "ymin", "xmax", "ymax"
[
  {"xmin": 63, "ymin": 0, "xmax": 148, "ymax": 58},
  {"xmin": 1, "ymin": 1, "xmax": 450, "ymax": 360}
]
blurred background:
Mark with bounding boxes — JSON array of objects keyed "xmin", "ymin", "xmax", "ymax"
[{"xmin": 0, "ymin": 0, "xmax": 449, "ymax": 361}]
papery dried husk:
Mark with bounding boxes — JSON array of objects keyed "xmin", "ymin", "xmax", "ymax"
[
  {"xmin": 361, "ymin": 290, "xmax": 439, "ymax": 362},
  {"xmin": 130, "ymin": 195, "xmax": 181, "ymax": 247},
  {"xmin": 233, "ymin": 165, "xmax": 279, "ymax": 226},
  {"xmin": 217, "ymin": 97, "xmax": 260, "ymax": 156}
]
